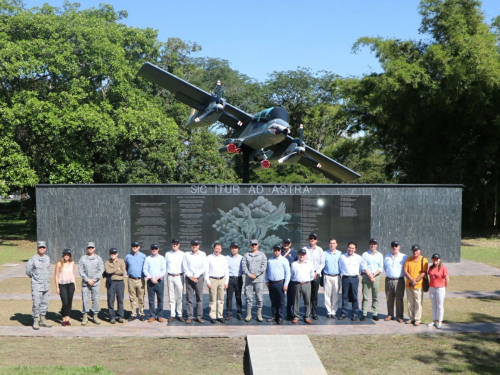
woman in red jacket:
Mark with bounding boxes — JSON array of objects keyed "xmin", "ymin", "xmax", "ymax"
[{"xmin": 427, "ymin": 253, "xmax": 449, "ymax": 329}]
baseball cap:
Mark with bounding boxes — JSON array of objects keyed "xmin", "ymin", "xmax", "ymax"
[
  {"xmin": 131, "ymin": 241, "xmax": 140, "ymax": 247},
  {"xmin": 411, "ymin": 244, "xmax": 420, "ymax": 251},
  {"xmin": 171, "ymin": 238, "xmax": 180, "ymax": 244},
  {"xmin": 431, "ymin": 253, "xmax": 441, "ymax": 259},
  {"xmin": 62, "ymin": 249, "xmax": 71, "ymax": 255},
  {"xmin": 283, "ymin": 238, "xmax": 291, "ymax": 244},
  {"xmin": 369, "ymin": 238, "xmax": 378, "ymax": 244},
  {"xmin": 250, "ymin": 239, "xmax": 259, "ymax": 245},
  {"xmin": 273, "ymin": 244, "xmax": 281, "ymax": 250},
  {"xmin": 86, "ymin": 242, "xmax": 95, "ymax": 248},
  {"xmin": 150, "ymin": 243, "xmax": 159, "ymax": 250},
  {"xmin": 109, "ymin": 248, "xmax": 118, "ymax": 254},
  {"xmin": 298, "ymin": 248, "xmax": 307, "ymax": 255},
  {"xmin": 309, "ymin": 233, "xmax": 318, "ymax": 239},
  {"xmin": 391, "ymin": 241, "xmax": 400, "ymax": 247},
  {"xmin": 37, "ymin": 241, "xmax": 46, "ymax": 248},
  {"xmin": 230, "ymin": 242, "xmax": 239, "ymax": 248},
  {"xmin": 191, "ymin": 239, "xmax": 200, "ymax": 245}
]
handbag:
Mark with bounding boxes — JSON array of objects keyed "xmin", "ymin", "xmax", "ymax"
[{"xmin": 421, "ymin": 257, "xmax": 429, "ymax": 292}]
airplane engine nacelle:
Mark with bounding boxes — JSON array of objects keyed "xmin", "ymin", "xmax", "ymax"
[
  {"xmin": 186, "ymin": 105, "xmax": 223, "ymax": 128},
  {"xmin": 252, "ymin": 159, "xmax": 272, "ymax": 172}
]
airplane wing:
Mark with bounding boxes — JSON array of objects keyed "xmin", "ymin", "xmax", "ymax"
[
  {"xmin": 137, "ymin": 63, "xmax": 253, "ymax": 129},
  {"xmin": 278, "ymin": 136, "xmax": 361, "ymax": 183}
]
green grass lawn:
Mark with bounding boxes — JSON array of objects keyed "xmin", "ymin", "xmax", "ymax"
[
  {"xmin": 312, "ymin": 333, "xmax": 500, "ymax": 374},
  {"xmin": 0, "ymin": 365, "xmax": 113, "ymax": 375},
  {"xmin": 462, "ymin": 237, "xmax": 500, "ymax": 269}
]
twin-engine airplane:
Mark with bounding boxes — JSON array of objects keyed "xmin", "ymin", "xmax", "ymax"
[{"xmin": 137, "ymin": 62, "xmax": 360, "ymax": 183}]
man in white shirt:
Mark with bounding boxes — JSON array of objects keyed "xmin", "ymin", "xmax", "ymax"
[
  {"xmin": 165, "ymin": 238, "xmax": 185, "ymax": 322},
  {"xmin": 182, "ymin": 239, "xmax": 207, "ymax": 324},
  {"xmin": 303, "ymin": 232, "xmax": 325, "ymax": 320},
  {"xmin": 206, "ymin": 242, "xmax": 229, "ymax": 323},
  {"xmin": 339, "ymin": 241, "xmax": 362, "ymax": 321},
  {"xmin": 142, "ymin": 243, "xmax": 167, "ymax": 323},
  {"xmin": 384, "ymin": 240, "xmax": 407, "ymax": 323},
  {"xmin": 360, "ymin": 238, "xmax": 384, "ymax": 321},
  {"xmin": 290, "ymin": 249, "xmax": 314, "ymax": 324}
]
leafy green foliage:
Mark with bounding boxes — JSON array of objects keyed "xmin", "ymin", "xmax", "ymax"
[{"xmin": 347, "ymin": 0, "xmax": 500, "ymax": 231}]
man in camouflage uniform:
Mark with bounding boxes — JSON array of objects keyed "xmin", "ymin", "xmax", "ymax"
[
  {"xmin": 79, "ymin": 241, "xmax": 104, "ymax": 325},
  {"xmin": 26, "ymin": 241, "xmax": 52, "ymax": 330},
  {"xmin": 242, "ymin": 239, "xmax": 267, "ymax": 322}
]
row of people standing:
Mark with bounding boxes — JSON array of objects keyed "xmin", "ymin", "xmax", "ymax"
[{"xmin": 26, "ymin": 236, "xmax": 449, "ymax": 328}]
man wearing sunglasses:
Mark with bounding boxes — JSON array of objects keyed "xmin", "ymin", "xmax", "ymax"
[{"xmin": 79, "ymin": 241, "xmax": 104, "ymax": 325}]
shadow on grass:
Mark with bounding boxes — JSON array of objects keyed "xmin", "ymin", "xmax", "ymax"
[
  {"xmin": 416, "ymin": 333, "xmax": 500, "ymax": 374},
  {"xmin": 0, "ymin": 201, "xmax": 35, "ymax": 241},
  {"xmin": 10, "ymin": 311, "xmax": 60, "ymax": 326}
]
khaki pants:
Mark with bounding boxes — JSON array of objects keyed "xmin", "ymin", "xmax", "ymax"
[
  {"xmin": 128, "ymin": 278, "xmax": 145, "ymax": 317},
  {"xmin": 209, "ymin": 278, "xmax": 225, "ymax": 319},
  {"xmin": 323, "ymin": 274, "xmax": 340, "ymax": 315},
  {"xmin": 168, "ymin": 275, "xmax": 184, "ymax": 318},
  {"xmin": 406, "ymin": 287, "xmax": 424, "ymax": 322},
  {"xmin": 361, "ymin": 274, "xmax": 380, "ymax": 316}
]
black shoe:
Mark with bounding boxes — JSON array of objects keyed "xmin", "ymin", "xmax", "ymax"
[
  {"xmin": 360, "ymin": 315, "xmax": 366, "ymax": 321},
  {"xmin": 312, "ymin": 315, "xmax": 318, "ymax": 320},
  {"xmin": 218, "ymin": 318, "xmax": 225, "ymax": 323},
  {"xmin": 128, "ymin": 316, "xmax": 136, "ymax": 322},
  {"xmin": 339, "ymin": 315, "xmax": 346, "ymax": 320},
  {"xmin": 326, "ymin": 314, "xmax": 331, "ymax": 319},
  {"xmin": 237, "ymin": 313, "xmax": 242, "ymax": 320},
  {"xmin": 331, "ymin": 315, "xmax": 337, "ymax": 320},
  {"xmin": 210, "ymin": 318, "xmax": 216, "ymax": 324},
  {"xmin": 277, "ymin": 318, "xmax": 283, "ymax": 325},
  {"xmin": 352, "ymin": 315, "xmax": 358, "ymax": 321},
  {"xmin": 110, "ymin": 318, "xmax": 116, "ymax": 324},
  {"xmin": 117, "ymin": 317, "xmax": 123, "ymax": 323},
  {"xmin": 139, "ymin": 316, "xmax": 145, "ymax": 322},
  {"xmin": 225, "ymin": 315, "xmax": 233, "ymax": 320},
  {"xmin": 373, "ymin": 315, "xmax": 379, "ymax": 321}
]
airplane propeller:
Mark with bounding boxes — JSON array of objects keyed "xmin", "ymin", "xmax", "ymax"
[{"xmin": 278, "ymin": 124, "xmax": 321, "ymax": 168}]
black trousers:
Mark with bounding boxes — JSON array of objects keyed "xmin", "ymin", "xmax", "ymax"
[
  {"xmin": 59, "ymin": 283, "xmax": 75, "ymax": 317},
  {"xmin": 286, "ymin": 282, "xmax": 295, "ymax": 318},
  {"xmin": 107, "ymin": 280, "xmax": 125, "ymax": 319},
  {"xmin": 226, "ymin": 276, "xmax": 243, "ymax": 316},
  {"xmin": 310, "ymin": 278, "xmax": 320, "ymax": 316},
  {"xmin": 341, "ymin": 276, "xmax": 359, "ymax": 317},
  {"xmin": 269, "ymin": 282, "xmax": 286, "ymax": 320}
]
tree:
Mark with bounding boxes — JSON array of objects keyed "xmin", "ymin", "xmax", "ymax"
[{"xmin": 347, "ymin": 0, "xmax": 500, "ymax": 232}]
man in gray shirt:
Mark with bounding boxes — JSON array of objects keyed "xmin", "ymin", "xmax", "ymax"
[
  {"xmin": 79, "ymin": 241, "xmax": 104, "ymax": 325},
  {"xmin": 26, "ymin": 241, "xmax": 52, "ymax": 330},
  {"xmin": 242, "ymin": 239, "xmax": 267, "ymax": 322}
]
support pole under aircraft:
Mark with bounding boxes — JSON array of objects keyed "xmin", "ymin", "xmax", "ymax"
[{"xmin": 241, "ymin": 145, "xmax": 250, "ymax": 183}]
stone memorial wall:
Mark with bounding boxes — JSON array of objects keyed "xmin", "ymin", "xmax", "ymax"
[{"xmin": 36, "ymin": 184, "xmax": 462, "ymax": 263}]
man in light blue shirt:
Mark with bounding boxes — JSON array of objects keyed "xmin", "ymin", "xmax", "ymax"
[
  {"xmin": 383, "ymin": 240, "xmax": 407, "ymax": 322},
  {"xmin": 125, "ymin": 241, "xmax": 147, "ymax": 321},
  {"xmin": 143, "ymin": 243, "xmax": 167, "ymax": 322},
  {"xmin": 360, "ymin": 238, "xmax": 384, "ymax": 321},
  {"xmin": 323, "ymin": 238, "xmax": 342, "ymax": 319},
  {"xmin": 265, "ymin": 244, "xmax": 291, "ymax": 324},
  {"xmin": 226, "ymin": 242, "xmax": 243, "ymax": 320}
]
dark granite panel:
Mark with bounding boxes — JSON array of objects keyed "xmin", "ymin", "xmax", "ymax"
[{"xmin": 36, "ymin": 185, "xmax": 462, "ymax": 263}]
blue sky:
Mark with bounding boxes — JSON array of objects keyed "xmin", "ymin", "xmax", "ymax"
[{"xmin": 22, "ymin": 0, "xmax": 500, "ymax": 82}]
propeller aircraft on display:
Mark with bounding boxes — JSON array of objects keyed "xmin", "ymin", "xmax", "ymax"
[{"xmin": 137, "ymin": 63, "xmax": 361, "ymax": 183}]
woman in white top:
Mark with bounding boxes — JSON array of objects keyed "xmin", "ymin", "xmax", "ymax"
[{"xmin": 55, "ymin": 249, "xmax": 76, "ymax": 326}]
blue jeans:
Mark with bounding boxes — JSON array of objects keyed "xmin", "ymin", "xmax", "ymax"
[{"xmin": 147, "ymin": 279, "xmax": 164, "ymax": 319}]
